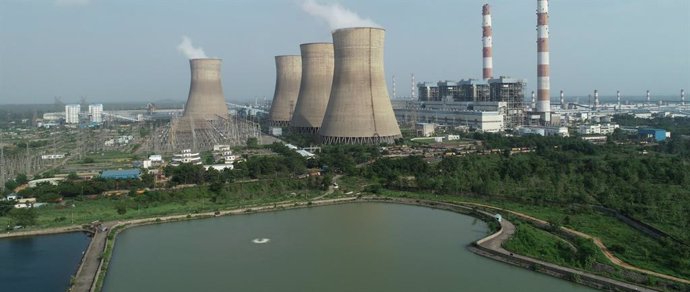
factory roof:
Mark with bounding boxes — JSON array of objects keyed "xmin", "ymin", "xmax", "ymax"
[{"xmin": 101, "ymin": 169, "xmax": 141, "ymax": 180}]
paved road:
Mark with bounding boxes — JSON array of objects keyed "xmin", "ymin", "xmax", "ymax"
[
  {"xmin": 72, "ymin": 222, "xmax": 116, "ymax": 292},
  {"xmin": 477, "ymin": 218, "xmax": 656, "ymax": 291}
]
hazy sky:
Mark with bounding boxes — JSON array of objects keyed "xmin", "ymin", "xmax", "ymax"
[{"xmin": 1, "ymin": 0, "xmax": 688, "ymax": 105}]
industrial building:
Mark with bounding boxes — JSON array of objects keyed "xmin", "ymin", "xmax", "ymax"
[
  {"xmin": 100, "ymin": 169, "xmax": 141, "ymax": 180},
  {"xmin": 318, "ymin": 27, "xmax": 402, "ymax": 144},
  {"xmin": 268, "ymin": 55, "xmax": 301, "ymax": 127},
  {"xmin": 88, "ymin": 104, "xmax": 103, "ymax": 123},
  {"xmin": 638, "ymin": 128, "xmax": 668, "ymax": 142},
  {"xmin": 65, "ymin": 104, "xmax": 80, "ymax": 124}
]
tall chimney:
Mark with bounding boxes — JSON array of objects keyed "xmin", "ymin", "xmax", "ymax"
[
  {"xmin": 646, "ymin": 90, "xmax": 651, "ymax": 105},
  {"xmin": 682, "ymin": 89, "xmax": 686, "ymax": 106},
  {"xmin": 617, "ymin": 90, "xmax": 621, "ymax": 109},
  {"xmin": 536, "ymin": 0, "xmax": 551, "ymax": 122},
  {"xmin": 594, "ymin": 90, "xmax": 600, "ymax": 110},
  {"xmin": 268, "ymin": 55, "xmax": 302, "ymax": 127},
  {"xmin": 183, "ymin": 58, "xmax": 228, "ymax": 120},
  {"xmin": 319, "ymin": 27, "xmax": 402, "ymax": 144},
  {"xmin": 559, "ymin": 90, "xmax": 565, "ymax": 110},
  {"xmin": 291, "ymin": 43, "xmax": 334, "ymax": 133},
  {"xmin": 482, "ymin": 4, "xmax": 493, "ymax": 80}
]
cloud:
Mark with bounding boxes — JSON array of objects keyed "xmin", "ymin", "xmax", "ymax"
[
  {"xmin": 177, "ymin": 36, "xmax": 208, "ymax": 59},
  {"xmin": 301, "ymin": 0, "xmax": 381, "ymax": 31},
  {"xmin": 55, "ymin": 0, "xmax": 91, "ymax": 6}
]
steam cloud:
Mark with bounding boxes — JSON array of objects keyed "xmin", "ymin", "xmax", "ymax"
[
  {"xmin": 177, "ymin": 36, "xmax": 208, "ymax": 59},
  {"xmin": 301, "ymin": 0, "xmax": 381, "ymax": 31}
]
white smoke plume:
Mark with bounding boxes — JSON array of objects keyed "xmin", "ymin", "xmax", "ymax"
[
  {"xmin": 177, "ymin": 36, "xmax": 208, "ymax": 59},
  {"xmin": 301, "ymin": 0, "xmax": 381, "ymax": 31}
]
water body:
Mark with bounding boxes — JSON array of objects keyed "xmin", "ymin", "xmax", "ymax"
[
  {"xmin": 0, "ymin": 232, "xmax": 91, "ymax": 292},
  {"xmin": 104, "ymin": 203, "xmax": 593, "ymax": 292}
]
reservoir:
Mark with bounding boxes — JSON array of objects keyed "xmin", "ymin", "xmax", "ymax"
[
  {"xmin": 0, "ymin": 232, "xmax": 90, "ymax": 292},
  {"xmin": 103, "ymin": 203, "xmax": 593, "ymax": 291}
]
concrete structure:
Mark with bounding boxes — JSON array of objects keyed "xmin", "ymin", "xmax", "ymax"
[
  {"xmin": 418, "ymin": 82, "xmax": 439, "ymax": 101},
  {"xmin": 291, "ymin": 43, "xmax": 334, "ymax": 133},
  {"xmin": 319, "ymin": 27, "xmax": 402, "ymax": 144},
  {"xmin": 101, "ymin": 169, "xmax": 141, "ymax": 180},
  {"xmin": 482, "ymin": 4, "xmax": 493, "ymax": 80},
  {"xmin": 183, "ymin": 58, "xmax": 228, "ymax": 120},
  {"xmin": 65, "ymin": 104, "xmax": 80, "ymax": 124},
  {"xmin": 578, "ymin": 123, "xmax": 619, "ymax": 135},
  {"xmin": 518, "ymin": 126, "xmax": 568, "ymax": 137},
  {"xmin": 416, "ymin": 123, "xmax": 437, "ymax": 137},
  {"xmin": 593, "ymin": 90, "xmax": 600, "ymax": 110},
  {"xmin": 268, "ymin": 55, "xmax": 302, "ymax": 127},
  {"xmin": 536, "ymin": 0, "xmax": 551, "ymax": 122},
  {"xmin": 171, "ymin": 149, "xmax": 202, "ymax": 166},
  {"xmin": 488, "ymin": 76, "xmax": 525, "ymax": 128},
  {"xmin": 88, "ymin": 104, "xmax": 103, "ymax": 123}
]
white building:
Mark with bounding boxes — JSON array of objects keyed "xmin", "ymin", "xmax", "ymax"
[
  {"xmin": 518, "ymin": 126, "xmax": 569, "ymax": 137},
  {"xmin": 577, "ymin": 123, "xmax": 619, "ymax": 135},
  {"xmin": 65, "ymin": 104, "xmax": 80, "ymax": 124},
  {"xmin": 88, "ymin": 104, "xmax": 103, "ymax": 123},
  {"xmin": 171, "ymin": 149, "xmax": 202, "ymax": 166}
]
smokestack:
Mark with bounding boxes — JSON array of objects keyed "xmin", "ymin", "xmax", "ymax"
[
  {"xmin": 319, "ymin": 27, "xmax": 402, "ymax": 144},
  {"xmin": 482, "ymin": 4, "xmax": 493, "ymax": 80},
  {"xmin": 536, "ymin": 0, "xmax": 551, "ymax": 122},
  {"xmin": 682, "ymin": 89, "xmax": 686, "ymax": 106},
  {"xmin": 531, "ymin": 91, "xmax": 536, "ymax": 110},
  {"xmin": 269, "ymin": 55, "xmax": 302, "ymax": 127},
  {"xmin": 291, "ymin": 43, "xmax": 334, "ymax": 133},
  {"xmin": 183, "ymin": 58, "xmax": 228, "ymax": 120},
  {"xmin": 617, "ymin": 90, "xmax": 621, "ymax": 109},
  {"xmin": 594, "ymin": 90, "xmax": 600, "ymax": 110},
  {"xmin": 646, "ymin": 90, "xmax": 651, "ymax": 105}
]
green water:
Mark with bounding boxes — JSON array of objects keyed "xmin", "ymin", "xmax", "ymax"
[{"xmin": 103, "ymin": 203, "xmax": 594, "ymax": 291}]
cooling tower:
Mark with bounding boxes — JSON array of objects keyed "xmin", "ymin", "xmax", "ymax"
[
  {"xmin": 318, "ymin": 27, "xmax": 402, "ymax": 144},
  {"xmin": 183, "ymin": 58, "xmax": 228, "ymax": 120},
  {"xmin": 268, "ymin": 55, "xmax": 302, "ymax": 127},
  {"xmin": 290, "ymin": 43, "xmax": 335, "ymax": 133}
]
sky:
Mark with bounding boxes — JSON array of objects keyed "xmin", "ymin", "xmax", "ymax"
[{"xmin": 0, "ymin": 0, "xmax": 688, "ymax": 105}]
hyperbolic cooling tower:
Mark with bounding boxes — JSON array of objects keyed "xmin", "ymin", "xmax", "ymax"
[
  {"xmin": 183, "ymin": 58, "xmax": 228, "ymax": 120},
  {"xmin": 268, "ymin": 55, "xmax": 302, "ymax": 127},
  {"xmin": 318, "ymin": 27, "xmax": 402, "ymax": 144},
  {"xmin": 290, "ymin": 43, "xmax": 335, "ymax": 133}
]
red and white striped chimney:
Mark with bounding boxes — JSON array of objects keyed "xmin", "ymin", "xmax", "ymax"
[
  {"xmin": 617, "ymin": 90, "xmax": 621, "ymax": 109},
  {"xmin": 646, "ymin": 90, "xmax": 651, "ymax": 105},
  {"xmin": 482, "ymin": 4, "xmax": 493, "ymax": 80},
  {"xmin": 536, "ymin": 0, "xmax": 551, "ymax": 122},
  {"xmin": 560, "ymin": 90, "xmax": 565, "ymax": 110},
  {"xmin": 594, "ymin": 89, "xmax": 600, "ymax": 110}
]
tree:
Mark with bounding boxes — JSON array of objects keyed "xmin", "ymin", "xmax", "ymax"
[
  {"xmin": 246, "ymin": 137, "xmax": 259, "ymax": 149},
  {"xmin": 8, "ymin": 208, "xmax": 38, "ymax": 226},
  {"xmin": 15, "ymin": 174, "xmax": 28, "ymax": 185},
  {"xmin": 67, "ymin": 172, "xmax": 80, "ymax": 181}
]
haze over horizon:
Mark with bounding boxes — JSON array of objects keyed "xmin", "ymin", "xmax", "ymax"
[{"xmin": 0, "ymin": 0, "xmax": 688, "ymax": 105}]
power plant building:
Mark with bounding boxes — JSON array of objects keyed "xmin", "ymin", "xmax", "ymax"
[
  {"xmin": 65, "ymin": 104, "xmax": 80, "ymax": 124},
  {"xmin": 318, "ymin": 27, "xmax": 401, "ymax": 144},
  {"xmin": 88, "ymin": 104, "xmax": 103, "ymax": 123},
  {"xmin": 291, "ymin": 43, "xmax": 335, "ymax": 133},
  {"xmin": 268, "ymin": 55, "xmax": 302, "ymax": 127}
]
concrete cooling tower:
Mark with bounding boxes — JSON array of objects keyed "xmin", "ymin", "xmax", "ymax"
[
  {"xmin": 183, "ymin": 58, "xmax": 228, "ymax": 120},
  {"xmin": 268, "ymin": 55, "xmax": 302, "ymax": 127},
  {"xmin": 290, "ymin": 43, "xmax": 334, "ymax": 133},
  {"xmin": 318, "ymin": 27, "xmax": 401, "ymax": 144}
]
